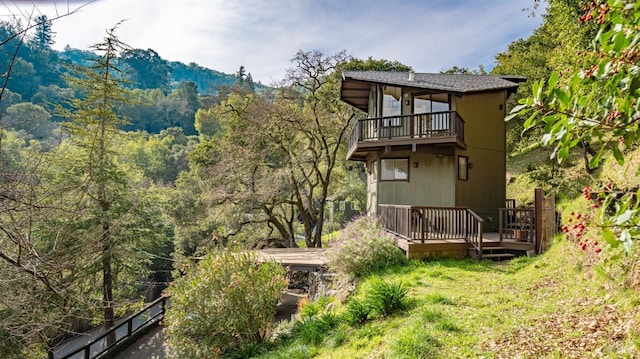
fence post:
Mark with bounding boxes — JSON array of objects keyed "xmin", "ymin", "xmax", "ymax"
[{"xmin": 535, "ymin": 188, "xmax": 543, "ymax": 254}]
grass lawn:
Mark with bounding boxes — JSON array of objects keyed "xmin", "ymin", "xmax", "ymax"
[{"xmin": 262, "ymin": 239, "xmax": 639, "ymax": 358}]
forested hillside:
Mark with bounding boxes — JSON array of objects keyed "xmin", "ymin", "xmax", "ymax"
[
  {"xmin": 0, "ymin": 17, "xmax": 266, "ymax": 138},
  {"xmin": 2, "ymin": 0, "xmax": 640, "ymax": 357}
]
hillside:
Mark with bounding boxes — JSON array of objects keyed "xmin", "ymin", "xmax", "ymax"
[{"xmin": 235, "ymin": 144, "xmax": 638, "ymax": 358}]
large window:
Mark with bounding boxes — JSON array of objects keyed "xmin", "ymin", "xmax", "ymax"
[
  {"xmin": 382, "ymin": 86, "xmax": 402, "ymax": 127},
  {"xmin": 381, "ymin": 158, "xmax": 409, "ymax": 181},
  {"xmin": 413, "ymin": 93, "xmax": 450, "ymax": 114}
]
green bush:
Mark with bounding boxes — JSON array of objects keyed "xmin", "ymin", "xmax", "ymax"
[
  {"xmin": 298, "ymin": 295, "xmax": 335, "ymax": 318},
  {"xmin": 365, "ymin": 280, "xmax": 410, "ymax": 317},
  {"xmin": 255, "ymin": 343, "xmax": 319, "ymax": 359},
  {"xmin": 390, "ymin": 325, "xmax": 440, "ymax": 358},
  {"xmin": 343, "ymin": 298, "xmax": 371, "ymax": 326},
  {"xmin": 326, "ymin": 215, "xmax": 407, "ymax": 278},
  {"xmin": 165, "ymin": 250, "xmax": 287, "ymax": 358},
  {"xmin": 223, "ymin": 342, "xmax": 269, "ymax": 359},
  {"xmin": 291, "ymin": 313, "xmax": 343, "ymax": 346}
]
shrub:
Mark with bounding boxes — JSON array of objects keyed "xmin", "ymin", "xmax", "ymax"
[
  {"xmin": 298, "ymin": 295, "xmax": 335, "ymax": 318},
  {"xmin": 165, "ymin": 250, "xmax": 287, "ymax": 358},
  {"xmin": 223, "ymin": 342, "xmax": 269, "ymax": 359},
  {"xmin": 424, "ymin": 293, "xmax": 455, "ymax": 305},
  {"xmin": 291, "ymin": 312, "xmax": 343, "ymax": 346},
  {"xmin": 326, "ymin": 215, "xmax": 407, "ymax": 278},
  {"xmin": 343, "ymin": 298, "xmax": 371, "ymax": 326},
  {"xmin": 390, "ymin": 325, "xmax": 440, "ymax": 358},
  {"xmin": 365, "ymin": 280, "xmax": 410, "ymax": 317},
  {"xmin": 256, "ymin": 343, "xmax": 318, "ymax": 359}
]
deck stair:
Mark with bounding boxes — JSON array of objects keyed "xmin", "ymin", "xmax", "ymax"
[{"xmin": 471, "ymin": 245, "xmax": 516, "ymax": 261}]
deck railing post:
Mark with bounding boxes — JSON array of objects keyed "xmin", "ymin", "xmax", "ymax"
[
  {"xmin": 477, "ymin": 220, "xmax": 483, "ymax": 257},
  {"xmin": 409, "ymin": 114, "xmax": 414, "ymax": 138}
]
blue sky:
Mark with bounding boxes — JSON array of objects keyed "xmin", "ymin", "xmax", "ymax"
[{"xmin": 6, "ymin": 0, "xmax": 544, "ymax": 84}]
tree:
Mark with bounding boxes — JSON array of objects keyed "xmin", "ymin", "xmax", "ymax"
[
  {"xmin": 509, "ymin": 0, "xmax": 640, "ymax": 251},
  {"xmin": 0, "ymin": 5, "xmax": 117, "ymax": 356},
  {"xmin": 166, "ymin": 81, "xmax": 199, "ymax": 134},
  {"xmin": 57, "ymin": 23, "xmax": 155, "ymax": 344},
  {"xmin": 120, "ymin": 48, "xmax": 171, "ymax": 92},
  {"xmin": 235, "ymin": 65, "xmax": 256, "ymax": 93},
  {"xmin": 4, "ymin": 102, "xmax": 57, "ymax": 140},
  {"xmin": 492, "ymin": 0, "xmax": 596, "ymax": 152},
  {"xmin": 30, "ymin": 15, "xmax": 55, "ymax": 49},
  {"xmin": 194, "ymin": 106, "xmax": 224, "ymax": 139},
  {"xmin": 442, "ymin": 65, "xmax": 486, "ymax": 74},
  {"xmin": 182, "ymin": 52, "xmax": 406, "ymax": 250}
]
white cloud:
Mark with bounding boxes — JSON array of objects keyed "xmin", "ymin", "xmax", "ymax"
[{"xmin": 5, "ymin": 0, "xmax": 544, "ymax": 83}]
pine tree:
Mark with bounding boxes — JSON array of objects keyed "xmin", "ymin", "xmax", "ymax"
[
  {"xmin": 58, "ymin": 22, "xmax": 132, "ymax": 344},
  {"xmin": 32, "ymin": 15, "xmax": 55, "ymax": 49}
]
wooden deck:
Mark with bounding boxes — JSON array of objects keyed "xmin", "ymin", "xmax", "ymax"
[
  {"xmin": 255, "ymin": 248, "xmax": 326, "ymax": 272},
  {"xmin": 394, "ymin": 232, "xmax": 536, "ymax": 260}
]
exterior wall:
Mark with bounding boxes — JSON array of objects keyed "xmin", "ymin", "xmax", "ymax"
[
  {"xmin": 368, "ymin": 150, "xmax": 456, "ymax": 210},
  {"xmin": 366, "ymin": 155, "xmax": 379, "ymax": 215},
  {"xmin": 452, "ymin": 91, "xmax": 507, "ymax": 231}
]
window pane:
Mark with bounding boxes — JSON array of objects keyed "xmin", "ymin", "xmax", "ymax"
[
  {"xmin": 381, "ymin": 159, "xmax": 395, "ymax": 180},
  {"xmin": 382, "ymin": 87, "xmax": 401, "ymax": 117},
  {"xmin": 380, "ymin": 159, "xmax": 409, "ymax": 181},
  {"xmin": 458, "ymin": 156, "xmax": 468, "ymax": 180},
  {"xmin": 394, "ymin": 159, "xmax": 408, "ymax": 180}
]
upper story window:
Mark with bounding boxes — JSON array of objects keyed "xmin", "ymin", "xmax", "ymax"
[
  {"xmin": 381, "ymin": 86, "xmax": 402, "ymax": 127},
  {"xmin": 380, "ymin": 158, "xmax": 409, "ymax": 181},
  {"xmin": 414, "ymin": 93, "xmax": 450, "ymax": 114}
]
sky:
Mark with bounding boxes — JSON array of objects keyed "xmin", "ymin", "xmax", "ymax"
[{"xmin": 4, "ymin": 0, "xmax": 545, "ymax": 85}]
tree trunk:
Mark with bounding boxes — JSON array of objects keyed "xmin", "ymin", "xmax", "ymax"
[{"xmin": 102, "ymin": 222, "xmax": 116, "ymax": 345}]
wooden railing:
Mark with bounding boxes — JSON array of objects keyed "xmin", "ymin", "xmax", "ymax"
[
  {"xmin": 378, "ymin": 204, "xmax": 484, "ymax": 252},
  {"xmin": 348, "ymin": 111, "xmax": 465, "ymax": 150},
  {"xmin": 499, "ymin": 207, "xmax": 535, "ymax": 243},
  {"xmin": 50, "ymin": 296, "xmax": 169, "ymax": 359}
]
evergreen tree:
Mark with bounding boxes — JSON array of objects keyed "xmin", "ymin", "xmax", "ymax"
[
  {"xmin": 31, "ymin": 15, "xmax": 55, "ymax": 49},
  {"xmin": 58, "ymin": 23, "xmax": 141, "ymax": 344}
]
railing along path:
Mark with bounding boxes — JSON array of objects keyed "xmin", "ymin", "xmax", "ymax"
[{"xmin": 50, "ymin": 296, "xmax": 168, "ymax": 359}]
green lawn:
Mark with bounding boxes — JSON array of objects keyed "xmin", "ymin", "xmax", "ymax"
[{"xmin": 262, "ymin": 240, "xmax": 639, "ymax": 358}]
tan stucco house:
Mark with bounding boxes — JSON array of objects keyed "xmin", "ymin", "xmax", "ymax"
[{"xmin": 341, "ymin": 71, "xmax": 522, "ymax": 233}]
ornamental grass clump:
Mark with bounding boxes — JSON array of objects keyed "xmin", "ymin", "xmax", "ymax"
[
  {"xmin": 326, "ymin": 215, "xmax": 407, "ymax": 278},
  {"xmin": 165, "ymin": 250, "xmax": 287, "ymax": 358},
  {"xmin": 365, "ymin": 280, "xmax": 410, "ymax": 318}
]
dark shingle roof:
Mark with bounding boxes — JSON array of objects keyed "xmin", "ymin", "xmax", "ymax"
[
  {"xmin": 340, "ymin": 70, "xmax": 524, "ymax": 112},
  {"xmin": 342, "ymin": 71, "xmax": 522, "ymax": 93}
]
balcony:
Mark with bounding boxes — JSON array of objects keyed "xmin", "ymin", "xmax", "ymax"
[{"xmin": 347, "ymin": 111, "xmax": 465, "ymax": 161}]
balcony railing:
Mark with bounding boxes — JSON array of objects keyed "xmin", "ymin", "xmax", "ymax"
[
  {"xmin": 378, "ymin": 204, "xmax": 484, "ymax": 253},
  {"xmin": 348, "ymin": 111, "xmax": 465, "ymax": 152}
]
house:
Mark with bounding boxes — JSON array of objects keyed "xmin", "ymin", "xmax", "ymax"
[{"xmin": 340, "ymin": 70, "xmax": 529, "ymax": 259}]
